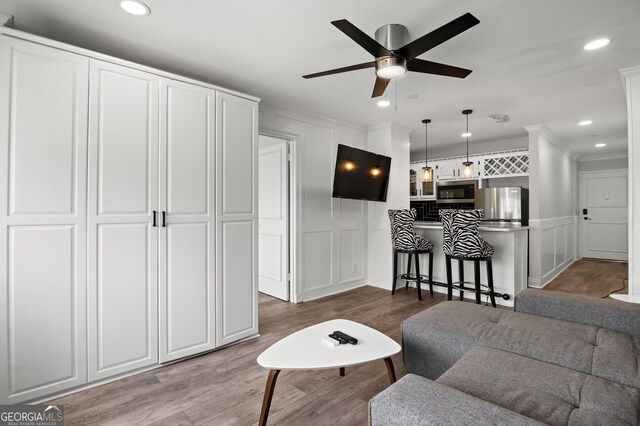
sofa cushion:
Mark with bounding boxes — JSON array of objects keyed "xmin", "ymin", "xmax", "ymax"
[
  {"xmin": 403, "ymin": 301, "xmax": 640, "ymax": 390},
  {"xmin": 369, "ymin": 373, "xmax": 545, "ymax": 426},
  {"xmin": 515, "ymin": 289, "xmax": 640, "ymax": 338},
  {"xmin": 437, "ymin": 346, "xmax": 640, "ymax": 426}
]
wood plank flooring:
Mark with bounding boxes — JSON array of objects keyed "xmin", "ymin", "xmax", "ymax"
[
  {"xmin": 542, "ymin": 259, "xmax": 628, "ymax": 298},
  {"xmin": 50, "ymin": 286, "xmax": 446, "ymax": 425}
]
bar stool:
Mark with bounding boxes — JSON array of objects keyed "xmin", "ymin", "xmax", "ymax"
[
  {"xmin": 388, "ymin": 209, "xmax": 434, "ymax": 301},
  {"xmin": 440, "ymin": 209, "xmax": 496, "ymax": 307}
]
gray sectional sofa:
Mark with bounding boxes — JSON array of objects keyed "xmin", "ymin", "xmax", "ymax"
[{"xmin": 370, "ymin": 289, "xmax": 640, "ymax": 425}]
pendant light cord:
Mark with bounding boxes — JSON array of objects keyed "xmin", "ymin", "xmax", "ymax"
[{"xmin": 466, "ymin": 113, "xmax": 469, "ymax": 162}]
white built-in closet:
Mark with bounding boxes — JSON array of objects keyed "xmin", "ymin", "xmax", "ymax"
[{"xmin": 0, "ymin": 28, "xmax": 258, "ymax": 403}]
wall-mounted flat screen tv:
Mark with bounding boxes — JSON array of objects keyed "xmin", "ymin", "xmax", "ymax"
[{"xmin": 332, "ymin": 144, "xmax": 392, "ymax": 202}]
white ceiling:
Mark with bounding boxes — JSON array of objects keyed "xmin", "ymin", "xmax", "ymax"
[{"xmin": 2, "ymin": 0, "xmax": 639, "ymax": 158}]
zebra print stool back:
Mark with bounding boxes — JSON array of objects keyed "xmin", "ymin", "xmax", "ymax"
[
  {"xmin": 439, "ymin": 209, "xmax": 455, "ymax": 256},
  {"xmin": 388, "ymin": 209, "xmax": 433, "ymax": 252},
  {"xmin": 450, "ymin": 209, "xmax": 494, "ymax": 257}
]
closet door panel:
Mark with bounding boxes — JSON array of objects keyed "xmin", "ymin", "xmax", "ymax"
[
  {"xmin": 216, "ymin": 92, "xmax": 258, "ymax": 346},
  {"xmin": 158, "ymin": 79, "xmax": 216, "ymax": 362},
  {"xmin": 0, "ymin": 36, "xmax": 88, "ymax": 404},
  {"xmin": 87, "ymin": 59, "xmax": 158, "ymax": 380}
]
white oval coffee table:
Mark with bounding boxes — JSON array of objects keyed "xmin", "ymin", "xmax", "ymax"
[{"xmin": 256, "ymin": 319, "xmax": 401, "ymax": 425}]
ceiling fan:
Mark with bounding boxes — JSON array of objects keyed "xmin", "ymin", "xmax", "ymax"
[{"xmin": 303, "ymin": 13, "xmax": 480, "ymax": 98}]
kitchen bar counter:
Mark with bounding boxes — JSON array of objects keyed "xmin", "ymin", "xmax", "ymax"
[{"xmin": 408, "ymin": 222, "xmax": 528, "ymax": 307}]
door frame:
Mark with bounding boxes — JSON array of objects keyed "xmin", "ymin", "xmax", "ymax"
[
  {"xmin": 579, "ymin": 168, "xmax": 629, "ymax": 260},
  {"xmin": 259, "ymin": 127, "xmax": 301, "ymax": 303}
]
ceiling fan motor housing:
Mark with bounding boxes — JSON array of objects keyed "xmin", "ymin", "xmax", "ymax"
[{"xmin": 375, "ymin": 24, "xmax": 408, "ymax": 52}]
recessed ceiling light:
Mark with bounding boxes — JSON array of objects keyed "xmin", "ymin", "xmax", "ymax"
[
  {"xmin": 579, "ymin": 120, "xmax": 593, "ymax": 126},
  {"xmin": 121, "ymin": 0, "xmax": 150, "ymax": 16},
  {"xmin": 461, "ymin": 132, "xmax": 472, "ymax": 138},
  {"xmin": 584, "ymin": 38, "xmax": 609, "ymax": 50},
  {"xmin": 377, "ymin": 100, "xmax": 391, "ymax": 107},
  {"xmin": 595, "ymin": 143, "xmax": 606, "ymax": 148}
]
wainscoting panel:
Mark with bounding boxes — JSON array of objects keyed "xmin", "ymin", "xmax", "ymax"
[{"xmin": 529, "ymin": 216, "xmax": 576, "ymax": 287}]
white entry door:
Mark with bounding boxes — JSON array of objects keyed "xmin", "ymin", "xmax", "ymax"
[
  {"xmin": 258, "ymin": 139, "xmax": 289, "ymax": 301},
  {"xmin": 580, "ymin": 170, "xmax": 628, "ymax": 260}
]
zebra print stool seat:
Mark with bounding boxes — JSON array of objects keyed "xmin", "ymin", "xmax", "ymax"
[
  {"xmin": 440, "ymin": 209, "xmax": 497, "ymax": 307},
  {"xmin": 388, "ymin": 209, "xmax": 434, "ymax": 301}
]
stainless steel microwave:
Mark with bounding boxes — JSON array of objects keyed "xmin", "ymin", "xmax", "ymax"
[{"xmin": 436, "ymin": 180, "xmax": 477, "ymax": 204}]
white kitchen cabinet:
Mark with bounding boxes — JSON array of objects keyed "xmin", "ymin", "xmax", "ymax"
[
  {"xmin": 409, "ymin": 161, "xmax": 435, "ymax": 199},
  {"xmin": 1, "ymin": 28, "xmax": 259, "ymax": 403},
  {"xmin": 216, "ymin": 92, "xmax": 258, "ymax": 346},
  {"xmin": 158, "ymin": 79, "xmax": 217, "ymax": 362},
  {"xmin": 481, "ymin": 151, "xmax": 529, "ymax": 178},
  {"xmin": 87, "ymin": 59, "xmax": 160, "ymax": 381},
  {"xmin": 436, "ymin": 159, "xmax": 460, "ymax": 180},
  {"xmin": 0, "ymin": 38, "xmax": 89, "ymax": 403}
]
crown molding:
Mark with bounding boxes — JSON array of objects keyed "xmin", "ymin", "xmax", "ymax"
[
  {"xmin": 579, "ymin": 152, "xmax": 628, "ymax": 162},
  {"xmin": 524, "ymin": 124, "xmax": 578, "ymax": 160}
]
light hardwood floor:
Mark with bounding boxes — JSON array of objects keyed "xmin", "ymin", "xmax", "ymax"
[{"xmin": 50, "ymin": 286, "xmax": 446, "ymax": 425}]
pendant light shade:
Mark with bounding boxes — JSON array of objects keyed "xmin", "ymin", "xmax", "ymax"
[
  {"xmin": 422, "ymin": 119, "xmax": 432, "ymax": 183},
  {"xmin": 462, "ymin": 109, "xmax": 473, "ymax": 178}
]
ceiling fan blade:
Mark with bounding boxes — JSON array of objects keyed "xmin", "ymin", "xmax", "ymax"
[
  {"xmin": 303, "ymin": 61, "xmax": 375, "ymax": 79},
  {"xmin": 407, "ymin": 59, "xmax": 472, "ymax": 78},
  {"xmin": 396, "ymin": 13, "xmax": 480, "ymax": 61},
  {"xmin": 331, "ymin": 19, "xmax": 393, "ymax": 58},
  {"xmin": 372, "ymin": 76, "xmax": 390, "ymax": 98}
]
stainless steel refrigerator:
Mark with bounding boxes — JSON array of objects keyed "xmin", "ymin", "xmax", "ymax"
[{"xmin": 475, "ymin": 187, "xmax": 529, "ymax": 226}]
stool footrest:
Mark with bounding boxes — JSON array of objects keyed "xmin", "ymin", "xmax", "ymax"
[{"xmin": 398, "ymin": 273, "xmax": 431, "ymax": 282}]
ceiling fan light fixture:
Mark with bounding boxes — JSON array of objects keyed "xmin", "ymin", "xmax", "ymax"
[
  {"xmin": 120, "ymin": 0, "xmax": 150, "ymax": 16},
  {"xmin": 375, "ymin": 57, "xmax": 407, "ymax": 79},
  {"xmin": 584, "ymin": 38, "xmax": 609, "ymax": 50}
]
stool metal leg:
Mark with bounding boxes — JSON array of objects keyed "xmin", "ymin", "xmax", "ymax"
[
  {"xmin": 405, "ymin": 254, "xmax": 412, "ymax": 289},
  {"xmin": 445, "ymin": 256, "xmax": 453, "ymax": 301},
  {"xmin": 474, "ymin": 259, "xmax": 481, "ymax": 304},
  {"xmin": 428, "ymin": 252, "xmax": 434, "ymax": 295},
  {"xmin": 487, "ymin": 258, "xmax": 496, "ymax": 307},
  {"xmin": 391, "ymin": 251, "xmax": 398, "ymax": 295},
  {"xmin": 414, "ymin": 252, "xmax": 422, "ymax": 301},
  {"xmin": 458, "ymin": 259, "xmax": 465, "ymax": 301}
]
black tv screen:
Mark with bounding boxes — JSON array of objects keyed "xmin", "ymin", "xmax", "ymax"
[{"xmin": 332, "ymin": 144, "xmax": 392, "ymax": 202}]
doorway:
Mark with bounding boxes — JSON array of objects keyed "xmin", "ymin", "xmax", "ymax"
[
  {"xmin": 258, "ymin": 135, "xmax": 292, "ymax": 301},
  {"xmin": 580, "ymin": 170, "xmax": 629, "ymax": 261}
]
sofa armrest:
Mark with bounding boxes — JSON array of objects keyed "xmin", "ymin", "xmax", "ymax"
[
  {"xmin": 369, "ymin": 374, "xmax": 544, "ymax": 426},
  {"xmin": 515, "ymin": 289, "xmax": 640, "ymax": 337}
]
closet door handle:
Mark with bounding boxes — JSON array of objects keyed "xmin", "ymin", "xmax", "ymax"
[
  {"xmin": 162, "ymin": 211, "xmax": 167, "ymax": 227},
  {"xmin": 152, "ymin": 210, "xmax": 157, "ymax": 227}
]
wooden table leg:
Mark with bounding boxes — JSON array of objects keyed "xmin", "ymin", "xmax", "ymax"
[
  {"xmin": 259, "ymin": 369, "xmax": 281, "ymax": 426},
  {"xmin": 383, "ymin": 357, "xmax": 397, "ymax": 384},
  {"xmin": 339, "ymin": 367, "xmax": 345, "ymax": 376}
]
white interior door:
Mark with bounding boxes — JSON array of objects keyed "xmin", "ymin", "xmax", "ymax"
[
  {"xmin": 258, "ymin": 139, "xmax": 289, "ymax": 301},
  {"xmin": 580, "ymin": 170, "xmax": 628, "ymax": 261},
  {"xmin": 158, "ymin": 78, "xmax": 216, "ymax": 362}
]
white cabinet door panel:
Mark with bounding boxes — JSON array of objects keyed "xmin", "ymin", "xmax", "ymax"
[
  {"xmin": 93, "ymin": 224, "xmax": 156, "ymax": 375},
  {"xmin": 0, "ymin": 37, "xmax": 88, "ymax": 403},
  {"xmin": 219, "ymin": 221, "xmax": 256, "ymax": 344},
  {"xmin": 6, "ymin": 226, "xmax": 83, "ymax": 399},
  {"xmin": 216, "ymin": 92, "xmax": 258, "ymax": 346},
  {"xmin": 88, "ymin": 59, "xmax": 158, "ymax": 380},
  {"xmin": 218, "ymin": 94, "xmax": 255, "ymax": 215},
  {"xmin": 94, "ymin": 65, "xmax": 156, "ymax": 215},
  {"xmin": 159, "ymin": 79, "xmax": 216, "ymax": 362}
]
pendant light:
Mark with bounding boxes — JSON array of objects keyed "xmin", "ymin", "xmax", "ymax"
[
  {"xmin": 421, "ymin": 119, "xmax": 432, "ymax": 182},
  {"xmin": 461, "ymin": 109, "xmax": 473, "ymax": 178}
]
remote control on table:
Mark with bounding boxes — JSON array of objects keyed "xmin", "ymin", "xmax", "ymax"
[
  {"xmin": 332, "ymin": 330, "xmax": 358, "ymax": 345},
  {"xmin": 328, "ymin": 333, "xmax": 348, "ymax": 344}
]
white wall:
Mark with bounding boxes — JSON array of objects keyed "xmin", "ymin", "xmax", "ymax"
[
  {"xmin": 526, "ymin": 125, "xmax": 577, "ymax": 287},
  {"xmin": 579, "ymin": 155, "xmax": 628, "ymax": 173},
  {"xmin": 259, "ymin": 106, "xmax": 368, "ymax": 301},
  {"xmin": 366, "ymin": 123, "xmax": 411, "ymax": 290}
]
